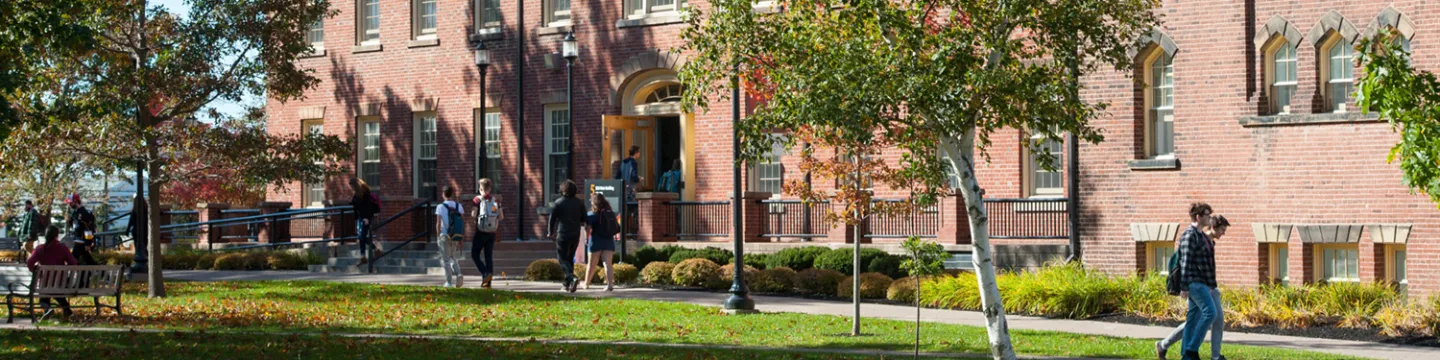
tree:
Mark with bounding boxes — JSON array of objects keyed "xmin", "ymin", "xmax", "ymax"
[
  {"xmin": 678, "ymin": 0, "xmax": 1160, "ymax": 358},
  {"xmin": 1356, "ymin": 30, "xmax": 1440, "ymax": 208},
  {"xmin": 900, "ymin": 236, "xmax": 947, "ymax": 359},
  {"xmin": 0, "ymin": 0, "xmax": 99, "ymax": 141},
  {"xmin": 0, "ymin": 123, "xmax": 115, "ymax": 216}
]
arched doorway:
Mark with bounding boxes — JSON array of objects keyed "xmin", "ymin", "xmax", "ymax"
[{"xmin": 603, "ymin": 69, "xmax": 695, "ymax": 200}]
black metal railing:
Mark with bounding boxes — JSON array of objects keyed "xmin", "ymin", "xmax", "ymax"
[
  {"xmin": 624, "ymin": 201, "xmax": 639, "ymax": 240},
  {"xmin": 159, "ymin": 206, "xmax": 355, "ymax": 252},
  {"xmin": 94, "ymin": 211, "xmax": 133, "ymax": 249},
  {"xmin": 982, "ymin": 198, "xmax": 1068, "ymax": 239},
  {"xmin": 163, "ymin": 210, "xmax": 201, "ymax": 242},
  {"xmin": 759, "ymin": 199, "xmax": 830, "ymax": 239},
  {"xmin": 667, "ymin": 201, "xmax": 731, "ymax": 239},
  {"xmin": 365, "ymin": 200, "xmax": 433, "ymax": 274},
  {"xmin": 863, "ymin": 199, "xmax": 940, "ymax": 239},
  {"xmin": 218, "ymin": 209, "xmax": 262, "ymax": 242}
]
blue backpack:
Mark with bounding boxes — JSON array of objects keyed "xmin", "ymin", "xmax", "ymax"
[{"xmin": 443, "ymin": 203, "xmax": 465, "ymax": 237}]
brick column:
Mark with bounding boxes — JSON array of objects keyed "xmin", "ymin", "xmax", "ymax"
[
  {"xmin": 825, "ymin": 203, "xmax": 855, "ymax": 243},
  {"xmin": 258, "ymin": 202, "xmax": 292, "ymax": 243},
  {"xmin": 196, "ymin": 203, "xmax": 230, "ymax": 246},
  {"xmin": 1297, "ymin": 242, "xmax": 1314, "ymax": 285},
  {"xmin": 740, "ymin": 192, "xmax": 772, "ymax": 243},
  {"xmin": 156, "ymin": 205, "xmax": 173, "ymax": 244},
  {"xmin": 637, "ymin": 192, "xmax": 677, "ymax": 243},
  {"xmin": 1256, "ymin": 243, "xmax": 1272, "ymax": 285},
  {"xmin": 325, "ymin": 199, "xmax": 357, "ymax": 243},
  {"xmin": 1362, "ymin": 240, "xmax": 1385, "ymax": 283},
  {"xmin": 937, "ymin": 193, "xmax": 973, "ymax": 245}
]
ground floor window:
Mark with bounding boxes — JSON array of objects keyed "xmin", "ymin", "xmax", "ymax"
[
  {"xmin": 748, "ymin": 135, "xmax": 786, "ymax": 195},
  {"xmin": 1269, "ymin": 243, "xmax": 1289, "ymax": 285},
  {"xmin": 302, "ymin": 119, "xmax": 326, "ymax": 208},
  {"xmin": 544, "ymin": 104, "xmax": 571, "ymax": 204},
  {"xmin": 1314, "ymin": 244, "xmax": 1359, "ymax": 283},
  {"xmin": 1387, "ymin": 244, "xmax": 1407, "ymax": 292},
  {"xmin": 1146, "ymin": 242, "xmax": 1174, "ymax": 275},
  {"xmin": 414, "ymin": 113, "xmax": 438, "ymax": 200},
  {"xmin": 359, "ymin": 119, "xmax": 382, "ymax": 189},
  {"xmin": 477, "ymin": 108, "xmax": 501, "ymax": 192}
]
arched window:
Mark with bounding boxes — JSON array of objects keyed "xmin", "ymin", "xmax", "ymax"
[
  {"xmin": 1144, "ymin": 50, "xmax": 1174, "ymax": 158},
  {"xmin": 643, "ymin": 83, "xmax": 683, "ymax": 103},
  {"xmin": 1318, "ymin": 34, "xmax": 1355, "ymax": 113},
  {"xmin": 1263, "ymin": 37, "xmax": 1298, "ymax": 114}
]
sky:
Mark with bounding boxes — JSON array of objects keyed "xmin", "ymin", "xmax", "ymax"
[{"xmin": 151, "ymin": 0, "xmax": 257, "ymax": 120}]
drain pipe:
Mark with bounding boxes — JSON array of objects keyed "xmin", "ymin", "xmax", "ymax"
[
  {"xmin": 1065, "ymin": 46, "xmax": 1082, "ymax": 263},
  {"xmin": 515, "ymin": 0, "xmax": 527, "ymax": 241}
]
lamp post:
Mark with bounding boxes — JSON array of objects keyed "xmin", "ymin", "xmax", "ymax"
[
  {"xmin": 474, "ymin": 41, "xmax": 492, "ymax": 192},
  {"xmin": 724, "ymin": 72, "xmax": 756, "ymax": 314},
  {"xmin": 562, "ymin": 33, "xmax": 578, "ymax": 181}
]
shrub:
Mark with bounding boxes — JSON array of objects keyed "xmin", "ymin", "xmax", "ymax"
[
  {"xmin": 753, "ymin": 267, "xmax": 797, "ymax": 293},
  {"xmin": 1003, "ymin": 262, "xmax": 1126, "ymax": 319},
  {"xmin": 93, "ymin": 251, "xmax": 135, "ymax": 266},
  {"xmin": 839, "ymin": 272, "xmax": 893, "ymax": 300},
  {"xmin": 194, "ymin": 253, "xmax": 220, "ymax": 270},
  {"xmin": 765, "ymin": 246, "xmax": 831, "ymax": 271},
  {"xmin": 1374, "ymin": 301, "xmax": 1428, "ymax": 337},
  {"xmin": 669, "ymin": 247, "xmax": 733, "ymax": 265},
  {"xmin": 921, "ymin": 272, "xmax": 980, "ymax": 310},
  {"xmin": 613, "ymin": 263, "xmax": 640, "ymax": 284},
  {"xmin": 866, "ymin": 254, "xmax": 905, "ymax": 279},
  {"xmin": 887, "ymin": 277, "xmax": 921, "ymax": 303},
  {"xmin": 212, "ymin": 253, "xmax": 249, "ymax": 270},
  {"xmin": 1120, "ymin": 273, "xmax": 1178, "ymax": 320},
  {"xmin": 267, "ymin": 252, "xmax": 308, "ymax": 270},
  {"xmin": 633, "ymin": 246, "xmax": 663, "ymax": 270},
  {"xmin": 794, "ymin": 268, "xmax": 845, "ymax": 296},
  {"xmin": 244, "ymin": 252, "xmax": 270, "ymax": 270},
  {"xmin": 640, "ymin": 262, "xmax": 677, "ymax": 285},
  {"xmin": 525, "ymin": 259, "xmax": 564, "ymax": 281},
  {"xmin": 719, "ymin": 263, "xmax": 759, "ymax": 288},
  {"xmin": 742, "ymin": 253, "xmax": 769, "ymax": 270},
  {"xmin": 164, "ymin": 252, "xmax": 200, "ymax": 270},
  {"xmin": 671, "ymin": 258, "xmax": 723, "ymax": 288},
  {"xmin": 812, "ymin": 248, "xmax": 888, "ymax": 275},
  {"xmin": 1313, "ymin": 282, "xmax": 1398, "ymax": 319}
]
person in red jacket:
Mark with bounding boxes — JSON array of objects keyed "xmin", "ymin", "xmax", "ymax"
[{"xmin": 26, "ymin": 225, "xmax": 76, "ymax": 317}]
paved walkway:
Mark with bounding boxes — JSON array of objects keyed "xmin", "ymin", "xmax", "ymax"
[{"xmin": 16, "ymin": 270, "xmax": 1440, "ymax": 359}]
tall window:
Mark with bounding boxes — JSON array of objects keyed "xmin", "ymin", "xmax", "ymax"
[
  {"xmin": 1269, "ymin": 40, "xmax": 1298, "ymax": 114},
  {"xmin": 1270, "ymin": 243, "xmax": 1289, "ymax": 285},
  {"xmin": 1321, "ymin": 35, "xmax": 1354, "ymax": 113},
  {"xmin": 476, "ymin": 0, "xmax": 501, "ymax": 29},
  {"xmin": 307, "ymin": 20, "xmax": 324, "ymax": 51},
  {"xmin": 1147, "ymin": 52, "xmax": 1174, "ymax": 158},
  {"xmin": 545, "ymin": 105, "xmax": 571, "ymax": 203},
  {"xmin": 415, "ymin": 114, "xmax": 438, "ymax": 200},
  {"xmin": 413, "ymin": 0, "xmax": 437, "ymax": 39},
  {"xmin": 1388, "ymin": 244, "xmax": 1408, "ymax": 292},
  {"xmin": 1318, "ymin": 245, "xmax": 1359, "ymax": 282},
  {"xmin": 1026, "ymin": 132, "xmax": 1063, "ymax": 197},
  {"xmin": 302, "ymin": 120, "xmax": 326, "ymax": 207},
  {"xmin": 749, "ymin": 137, "xmax": 786, "ymax": 195},
  {"xmin": 626, "ymin": 0, "xmax": 686, "ymax": 18},
  {"xmin": 1148, "ymin": 243, "xmax": 1174, "ymax": 275},
  {"xmin": 547, "ymin": 0, "xmax": 571, "ymax": 27},
  {"xmin": 358, "ymin": 0, "xmax": 380, "ymax": 45},
  {"xmin": 359, "ymin": 119, "xmax": 381, "ymax": 188},
  {"xmin": 478, "ymin": 109, "xmax": 501, "ymax": 191}
]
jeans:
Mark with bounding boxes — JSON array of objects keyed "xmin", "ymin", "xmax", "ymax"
[
  {"xmin": 1162, "ymin": 287, "xmax": 1223, "ymax": 358},
  {"xmin": 356, "ymin": 218, "xmax": 373, "ymax": 256},
  {"xmin": 555, "ymin": 233, "xmax": 581, "ymax": 286},
  {"xmin": 1182, "ymin": 282, "xmax": 1219, "ymax": 353},
  {"xmin": 471, "ymin": 231, "xmax": 496, "ymax": 277},
  {"xmin": 437, "ymin": 234, "xmax": 463, "ymax": 286},
  {"xmin": 72, "ymin": 243, "xmax": 96, "ymax": 266}
]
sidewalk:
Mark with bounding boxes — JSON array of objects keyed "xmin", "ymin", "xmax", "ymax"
[{"xmin": 111, "ymin": 271, "xmax": 1440, "ymax": 359}]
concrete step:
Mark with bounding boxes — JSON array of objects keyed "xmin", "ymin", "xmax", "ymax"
[{"xmin": 308, "ymin": 265, "xmax": 362, "ymax": 274}]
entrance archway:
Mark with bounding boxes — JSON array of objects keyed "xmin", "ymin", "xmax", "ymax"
[{"xmin": 604, "ymin": 69, "xmax": 695, "ymax": 201}]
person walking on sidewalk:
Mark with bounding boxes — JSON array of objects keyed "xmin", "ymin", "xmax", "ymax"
[
  {"xmin": 350, "ymin": 178, "xmax": 382, "ymax": 265},
  {"xmin": 582, "ymin": 193, "xmax": 619, "ymax": 291},
  {"xmin": 1170, "ymin": 203, "xmax": 1218, "ymax": 360},
  {"xmin": 546, "ymin": 180, "xmax": 587, "ymax": 293},
  {"xmin": 1158, "ymin": 214, "xmax": 1229, "ymax": 360},
  {"xmin": 18, "ymin": 200, "xmax": 43, "ymax": 257},
  {"xmin": 471, "ymin": 178, "xmax": 503, "ymax": 289},
  {"xmin": 435, "ymin": 186, "xmax": 466, "ymax": 288},
  {"xmin": 27, "ymin": 225, "xmax": 76, "ymax": 317},
  {"xmin": 65, "ymin": 194, "xmax": 98, "ymax": 266}
]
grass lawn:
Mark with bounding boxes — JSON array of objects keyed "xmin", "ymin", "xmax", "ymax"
[{"xmin": 34, "ymin": 281, "xmax": 1364, "ymax": 359}]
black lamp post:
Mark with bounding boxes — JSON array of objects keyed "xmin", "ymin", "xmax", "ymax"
[
  {"xmin": 724, "ymin": 73, "xmax": 756, "ymax": 314},
  {"xmin": 474, "ymin": 41, "xmax": 492, "ymax": 192},
  {"xmin": 562, "ymin": 32, "xmax": 578, "ymax": 181}
]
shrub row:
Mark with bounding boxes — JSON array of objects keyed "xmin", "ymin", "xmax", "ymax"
[
  {"xmin": 632, "ymin": 245, "xmax": 908, "ymax": 278},
  {"xmin": 525, "ymin": 259, "xmax": 640, "ymax": 284},
  {"xmin": 157, "ymin": 250, "xmax": 321, "ymax": 271}
]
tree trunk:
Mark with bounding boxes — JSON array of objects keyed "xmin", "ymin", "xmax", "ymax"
[
  {"xmin": 940, "ymin": 129, "xmax": 1015, "ymax": 360},
  {"xmin": 145, "ymin": 156, "xmax": 166, "ymax": 298}
]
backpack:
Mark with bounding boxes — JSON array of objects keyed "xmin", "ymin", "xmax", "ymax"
[
  {"xmin": 443, "ymin": 202, "xmax": 465, "ymax": 237},
  {"xmin": 1166, "ymin": 251, "xmax": 1183, "ymax": 296},
  {"xmin": 475, "ymin": 196, "xmax": 500, "ymax": 233},
  {"xmin": 659, "ymin": 170, "xmax": 681, "ymax": 193},
  {"xmin": 369, "ymin": 192, "xmax": 383, "ymax": 213},
  {"xmin": 594, "ymin": 209, "xmax": 619, "ymax": 239}
]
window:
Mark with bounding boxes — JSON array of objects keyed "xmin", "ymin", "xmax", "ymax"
[
  {"xmin": 1387, "ymin": 244, "xmax": 1407, "ymax": 291},
  {"xmin": 749, "ymin": 137, "xmax": 786, "ymax": 195},
  {"xmin": 414, "ymin": 114, "xmax": 438, "ymax": 200},
  {"xmin": 359, "ymin": 119, "xmax": 382, "ymax": 189},
  {"xmin": 413, "ymin": 0, "xmax": 438, "ymax": 39},
  {"xmin": 477, "ymin": 109, "xmax": 501, "ymax": 192},
  {"xmin": 939, "ymin": 147, "xmax": 961, "ymax": 189},
  {"xmin": 476, "ymin": 0, "xmax": 501, "ymax": 29},
  {"xmin": 1025, "ymin": 132, "xmax": 1063, "ymax": 197},
  {"xmin": 1269, "ymin": 243, "xmax": 1289, "ymax": 285},
  {"xmin": 547, "ymin": 0, "xmax": 571, "ymax": 27},
  {"xmin": 1267, "ymin": 39, "xmax": 1298, "ymax": 114},
  {"xmin": 358, "ymin": 0, "xmax": 380, "ymax": 45},
  {"xmin": 1320, "ymin": 34, "xmax": 1354, "ymax": 113},
  {"xmin": 544, "ymin": 105, "xmax": 571, "ymax": 203},
  {"xmin": 1316, "ymin": 244, "xmax": 1359, "ymax": 282},
  {"xmin": 307, "ymin": 19, "xmax": 324, "ymax": 51},
  {"xmin": 644, "ymin": 84, "xmax": 683, "ymax": 103},
  {"xmin": 302, "ymin": 120, "xmax": 326, "ymax": 208},
  {"xmin": 1145, "ymin": 51, "xmax": 1174, "ymax": 158},
  {"xmin": 1147, "ymin": 242, "xmax": 1174, "ymax": 275},
  {"xmin": 626, "ymin": 0, "xmax": 687, "ymax": 18}
]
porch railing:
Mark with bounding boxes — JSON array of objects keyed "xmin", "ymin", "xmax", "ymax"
[
  {"xmin": 863, "ymin": 199, "xmax": 940, "ymax": 239},
  {"xmin": 759, "ymin": 199, "xmax": 829, "ymax": 239},
  {"xmin": 982, "ymin": 198, "xmax": 1068, "ymax": 239},
  {"xmin": 667, "ymin": 201, "xmax": 731, "ymax": 239}
]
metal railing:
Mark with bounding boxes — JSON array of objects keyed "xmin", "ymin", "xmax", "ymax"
[
  {"xmin": 95, "ymin": 211, "xmax": 133, "ymax": 249},
  {"xmin": 667, "ymin": 201, "xmax": 731, "ymax": 239},
  {"xmin": 624, "ymin": 201, "xmax": 639, "ymax": 240},
  {"xmin": 983, "ymin": 198, "xmax": 1069, "ymax": 239},
  {"xmin": 218, "ymin": 209, "xmax": 262, "ymax": 242},
  {"xmin": 159, "ymin": 206, "xmax": 356, "ymax": 252},
  {"xmin": 163, "ymin": 210, "xmax": 201, "ymax": 242},
  {"xmin": 759, "ymin": 199, "xmax": 829, "ymax": 239},
  {"xmin": 364, "ymin": 200, "xmax": 433, "ymax": 273},
  {"xmin": 863, "ymin": 199, "xmax": 940, "ymax": 239}
]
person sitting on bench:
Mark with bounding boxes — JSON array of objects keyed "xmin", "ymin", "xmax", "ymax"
[{"xmin": 26, "ymin": 225, "xmax": 76, "ymax": 317}]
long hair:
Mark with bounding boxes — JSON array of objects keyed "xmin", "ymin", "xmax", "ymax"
[
  {"xmin": 560, "ymin": 180, "xmax": 578, "ymax": 198},
  {"xmin": 591, "ymin": 193, "xmax": 612, "ymax": 213},
  {"xmin": 351, "ymin": 178, "xmax": 372, "ymax": 197}
]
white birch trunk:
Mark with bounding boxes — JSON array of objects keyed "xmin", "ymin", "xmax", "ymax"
[{"xmin": 940, "ymin": 129, "xmax": 1016, "ymax": 360}]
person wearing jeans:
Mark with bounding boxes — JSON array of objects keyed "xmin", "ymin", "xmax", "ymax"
[
  {"xmin": 1171, "ymin": 203, "xmax": 1218, "ymax": 360},
  {"xmin": 350, "ymin": 178, "xmax": 381, "ymax": 264},
  {"xmin": 435, "ymin": 186, "xmax": 465, "ymax": 288},
  {"xmin": 471, "ymin": 179, "xmax": 503, "ymax": 289},
  {"xmin": 1159, "ymin": 215, "xmax": 1229, "ymax": 360}
]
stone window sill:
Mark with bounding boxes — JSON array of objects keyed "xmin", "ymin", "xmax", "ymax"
[
  {"xmin": 300, "ymin": 48, "xmax": 327, "ymax": 59},
  {"xmin": 1128, "ymin": 158, "xmax": 1180, "ymax": 171},
  {"xmin": 1238, "ymin": 112, "xmax": 1381, "ymax": 127},
  {"xmin": 536, "ymin": 25, "xmax": 573, "ymax": 37},
  {"xmin": 470, "ymin": 28, "xmax": 505, "ymax": 42},
  {"xmin": 408, "ymin": 38, "xmax": 440, "ymax": 48},
  {"xmin": 616, "ymin": 13, "xmax": 685, "ymax": 28},
  {"xmin": 352, "ymin": 44, "xmax": 383, "ymax": 54}
]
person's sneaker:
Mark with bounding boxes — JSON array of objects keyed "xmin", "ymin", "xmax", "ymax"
[
  {"xmin": 481, "ymin": 275, "xmax": 493, "ymax": 289},
  {"xmin": 442, "ymin": 282, "xmax": 453, "ymax": 288},
  {"xmin": 1181, "ymin": 351, "xmax": 1201, "ymax": 360},
  {"xmin": 1212, "ymin": 356, "xmax": 1228, "ymax": 360},
  {"xmin": 1154, "ymin": 341, "xmax": 1166, "ymax": 359},
  {"xmin": 456, "ymin": 277, "xmax": 464, "ymax": 288}
]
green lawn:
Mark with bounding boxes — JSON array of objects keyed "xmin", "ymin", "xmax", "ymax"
[{"xmin": 33, "ymin": 281, "xmax": 1365, "ymax": 359}]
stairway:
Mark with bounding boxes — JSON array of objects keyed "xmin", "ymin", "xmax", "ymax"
[{"xmin": 309, "ymin": 241, "xmax": 556, "ymax": 278}]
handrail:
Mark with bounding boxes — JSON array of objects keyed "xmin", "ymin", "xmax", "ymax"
[
  {"xmin": 365, "ymin": 200, "xmax": 433, "ymax": 273},
  {"xmin": 159, "ymin": 206, "xmax": 353, "ymax": 232},
  {"xmin": 209, "ymin": 236, "xmax": 358, "ymax": 252},
  {"xmin": 982, "ymin": 197, "xmax": 1069, "ymax": 203}
]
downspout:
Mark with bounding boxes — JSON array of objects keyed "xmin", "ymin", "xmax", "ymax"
[
  {"xmin": 515, "ymin": 0, "xmax": 527, "ymax": 241},
  {"xmin": 1065, "ymin": 46, "xmax": 1082, "ymax": 263}
]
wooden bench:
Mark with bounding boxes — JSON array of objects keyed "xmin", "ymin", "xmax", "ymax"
[{"xmin": 6, "ymin": 265, "xmax": 125, "ymax": 322}]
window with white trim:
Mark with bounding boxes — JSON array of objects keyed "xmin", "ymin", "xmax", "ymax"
[
  {"xmin": 307, "ymin": 20, "xmax": 324, "ymax": 51},
  {"xmin": 544, "ymin": 104, "xmax": 571, "ymax": 203},
  {"xmin": 1147, "ymin": 242, "xmax": 1174, "ymax": 275},
  {"xmin": 477, "ymin": 109, "xmax": 501, "ymax": 192},
  {"xmin": 359, "ymin": 119, "xmax": 382, "ymax": 189},
  {"xmin": 302, "ymin": 120, "xmax": 326, "ymax": 208},
  {"xmin": 1320, "ymin": 34, "xmax": 1354, "ymax": 113},
  {"xmin": 625, "ymin": 0, "xmax": 687, "ymax": 18},
  {"xmin": 414, "ymin": 114, "xmax": 438, "ymax": 200},
  {"xmin": 546, "ymin": 0, "xmax": 571, "ymax": 27},
  {"xmin": 748, "ymin": 136, "xmax": 786, "ymax": 195},
  {"xmin": 413, "ymin": 0, "xmax": 438, "ymax": 40},
  {"xmin": 1025, "ymin": 132, "xmax": 1063, "ymax": 197},
  {"xmin": 1144, "ymin": 50, "xmax": 1174, "ymax": 158},
  {"xmin": 1316, "ymin": 244, "xmax": 1359, "ymax": 282},
  {"xmin": 1266, "ymin": 38, "xmax": 1298, "ymax": 114},
  {"xmin": 358, "ymin": 0, "xmax": 380, "ymax": 45},
  {"xmin": 476, "ymin": 0, "xmax": 501, "ymax": 29},
  {"xmin": 1269, "ymin": 243, "xmax": 1289, "ymax": 285},
  {"xmin": 1387, "ymin": 244, "xmax": 1407, "ymax": 292}
]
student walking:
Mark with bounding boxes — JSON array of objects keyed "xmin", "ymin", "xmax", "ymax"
[
  {"xmin": 1157, "ymin": 215, "xmax": 1230, "ymax": 360},
  {"xmin": 435, "ymin": 186, "xmax": 465, "ymax": 288},
  {"xmin": 471, "ymin": 179, "xmax": 503, "ymax": 289},
  {"xmin": 1172, "ymin": 203, "xmax": 1218, "ymax": 360},
  {"xmin": 350, "ymin": 178, "xmax": 382, "ymax": 264},
  {"xmin": 546, "ymin": 180, "xmax": 587, "ymax": 293},
  {"xmin": 18, "ymin": 200, "xmax": 43, "ymax": 256},
  {"xmin": 65, "ymin": 194, "xmax": 98, "ymax": 266},
  {"xmin": 27, "ymin": 226, "xmax": 77, "ymax": 317},
  {"xmin": 583, "ymin": 193, "xmax": 619, "ymax": 291}
]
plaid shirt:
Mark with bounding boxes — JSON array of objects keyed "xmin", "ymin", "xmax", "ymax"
[{"xmin": 1176, "ymin": 225, "xmax": 1216, "ymax": 288}]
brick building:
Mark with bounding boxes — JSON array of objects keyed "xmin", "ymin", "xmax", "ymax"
[{"xmin": 267, "ymin": 0, "xmax": 1440, "ymax": 294}]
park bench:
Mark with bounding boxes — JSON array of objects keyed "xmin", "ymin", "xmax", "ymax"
[
  {"xmin": 0, "ymin": 237, "xmax": 20, "ymax": 252},
  {"xmin": 6, "ymin": 265, "xmax": 125, "ymax": 323}
]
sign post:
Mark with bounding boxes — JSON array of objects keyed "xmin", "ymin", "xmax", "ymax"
[{"xmin": 585, "ymin": 179, "xmax": 626, "ymax": 263}]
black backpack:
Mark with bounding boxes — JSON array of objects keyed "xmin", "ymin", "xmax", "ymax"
[
  {"xmin": 594, "ymin": 210, "xmax": 619, "ymax": 239},
  {"xmin": 1166, "ymin": 251, "xmax": 1183, "ymax": 296}
]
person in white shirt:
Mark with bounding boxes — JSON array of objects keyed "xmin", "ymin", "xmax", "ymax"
[{"xmin": 434, "ymin": 186, "xmax": 465, "ymax": 288}]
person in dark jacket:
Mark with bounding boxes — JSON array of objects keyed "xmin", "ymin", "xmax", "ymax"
[
  {"xmin": 27, "ymin": 226, "xmax": 76, "ymax": 317},
  {"xmin": 546, "ymin": 180, "xmax": 587, "ymax": 293},
  {"xmin": 65, "ymin": 194, "xmax": 97, "ymax": 266},
  {"xmin": 1158, "ymin": 215, "xmax": 1229, "ymax": 360},
  {"xmin": 18, "ymin": 200, "xmax": 43, "ymax": 256},
  {"xmin": 350, "ymin": 178, "xmax": 381, "ymax": 264},
  {"xmin": 1175, "ymin": 203, "xmax": 1217, "ymax": 360},
  {"xmin": 582, "ymin": 193, "xmax": 618, "ymax": 291}
]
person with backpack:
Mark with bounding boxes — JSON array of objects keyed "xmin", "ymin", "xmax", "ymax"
[
  {"xmin": 546, "ymin": 180, "xmax": 587, "ymax": 293},
  {"xmin": 65, "ymin": 194, "xmax": 98, "ymax": 265},
  {"xmin": 657, "ymin": 160, "xmax": 683, "ymax": 194},
  {"xmin": 350, "ymin": 178, "xmax": 382, "ymax": 265},
  {"xmin": 1161, "ymin": 203, "xmax": 1218, "ymax": 360},
  {"xmin": 1157, "ymin": 214, "xmax": 1228, "ymax": 360},
  {"xmin": 471, "ymin": 178, "xmax": 503, "ymax": 289},
  {"xmin": 434, "ymin": 186, "xmax": 465, "ymax": 288},
  {"xmin": 581, "ymin": 193, "xmax": 620, "ymax": 291}
]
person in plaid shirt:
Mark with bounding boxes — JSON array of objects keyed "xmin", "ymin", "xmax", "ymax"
[
  {"xmin": 1158, "ymin": 214, "xmax": 1229, "ymax": 360},
  {"xmin": 1173, "ymin": 203, "xmax": 1216, "ymax": 360}
]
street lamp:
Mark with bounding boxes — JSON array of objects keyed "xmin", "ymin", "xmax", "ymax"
[
  {"xmin": 562, "ymin": 32, "xmax": 578, "ymax": 181},
  {"xmin": 474, "ymin": 41, "xmax": 492, "ymax": 193},
  {"xmin": 724, "ymin": 72, "xmax": 756, "ymax": 314}
]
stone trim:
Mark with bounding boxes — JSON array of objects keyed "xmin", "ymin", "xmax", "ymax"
[
  {"xmin": 539, "ymin": 90, "xmax": 568, "ymax": 105},
  {"xmin": 1362, "ymin": 6, "xmax": 1417, "ymax": 40},
  {"xmin": 609, "ymin": 49, "xmax": 687, "ymax": 105},
  {"xmin": 1127, "ymin": 158, "xmax": 1179, "ymax": 170},
  {"xmin": 1128, "ymin": 28, "xmax": 1178, "ymax": 59},
  {"xmin": 1307, "ymin": 10, "xmax": 1361, "ymax": 46},
  {"xmin": 407, "ymin": 38, "xmax": 440, "ymax": 48},
  {"xmin": 470, "ymin": 28, "xmax": 505, "ymax": 42},
  {"xmin": 410, "ymin": 97, "xmax": 439, "ymax": 112},
  {"xmin": 352, "ymin": 103, "xmax": 382, "ymax": 117},
  {"xmin": 616, "ymin": 13, "xmax": 686, "ymax": 29},
  {"xmin": 536, "ymin": 25, "xmax": 573, "ymax": 37},
  {"xmin": 1254, "ymin": 15, "xmax": 1304, "ymax": 50},
  {"xmin": 1238, "ymin": 112, "xmax": 1380, "ymax": 127},
  {"xmin": 1130, "ymin": 223, "xmax": 1182, "ymax": 242},
  {"xmin": 297, "ymin": 106, "xmax": 326, "ymax": 120},
  {"xmin": 1369, "ymin": 224, "xmax": 1412, "ymax": 244},
  {"xmin": 1252, "ymin": 223, "xmax": 1294, "ymax": 243},
  {"xmin": 351, "ymin": 44, "xmax": 383, "ymax": 54},
  {"xmin": 1296, "ymin": 224, "xmax": 1364, "ymax": 244},
  {"xmin": 299, "ymin": 49, "xmax": 327, "ymax": 59},
  {"xmin": 470, "ymin": 93, "xmax": 504, "ymax": 109}
]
